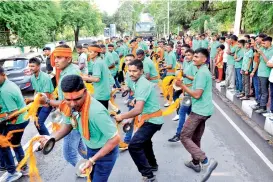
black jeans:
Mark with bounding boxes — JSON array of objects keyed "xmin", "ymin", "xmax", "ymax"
[
  {"xmin": 128, "ymin": 122, "xmax": 162, "ymax": 178},
  {"xmin": 173, "ymin": 89, "xmax": 182, "ymax": 114},
  {"xmin": 223, "ymin": 62, "xmax": 227, "ymax": 80},
  {"xmin": 97, "ymin": 100, "xmax": 109, "ymax": 109}
]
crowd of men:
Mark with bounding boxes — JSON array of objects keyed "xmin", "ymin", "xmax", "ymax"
[{"xmin": 2, "ymin": 31, "xmax": 272, "ymax": 182}]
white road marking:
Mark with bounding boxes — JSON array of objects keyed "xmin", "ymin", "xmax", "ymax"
[{"xmin": 213, "ymin": 100, "xmax": 273, "ymax": 172}]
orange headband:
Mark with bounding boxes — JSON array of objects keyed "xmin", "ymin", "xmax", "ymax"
[
  {"xmin": 53, "ymin": 47, "xmax": 72, "ymax": 58},
  {"xmin": 88, "ymin": 46, "xmax": 102, "ymax": 53},
  {"xmin": 63, "ymin": 89, "xmax": 85, "ymax": 100}
]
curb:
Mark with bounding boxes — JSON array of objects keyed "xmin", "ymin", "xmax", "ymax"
[{"xmin": 213, "ymin": 81, "xmax": 273, "ymax": 142}]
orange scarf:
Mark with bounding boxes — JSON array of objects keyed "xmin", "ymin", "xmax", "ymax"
[
  {"xmin": 61, "ymin": 90, "xmax": 91, "ymax": 140},
  {"xmin": 132, "ymin": 45, "xmax": 139, "ymax": 58},
  {"xmin": 50, "ymin": 47, "xmax": 72, "ymax": 85}
]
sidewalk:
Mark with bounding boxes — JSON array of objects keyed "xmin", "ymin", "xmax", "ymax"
[{"xmin": 214, "ymin": 81, "xmax": 273, "ymax": 140}]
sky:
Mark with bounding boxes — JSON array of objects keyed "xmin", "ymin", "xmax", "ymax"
[{"xmin": 94, "ymin": 0, "xmax": 119, "ymax": 15}]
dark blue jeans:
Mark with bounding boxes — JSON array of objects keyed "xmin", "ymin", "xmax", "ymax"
[
  {"xmin": 128, "ymin": 122, "xmax": 162, "ymax": 178},
  {"xmin": 258, "ymin": 76, "xmax": 269, "ymax": 107},
  {"xmin": 173, "ymin": 89, "xmax": 182, "ymax": 114},
  {"xmin": 253, "ymin": 72, "xmax": 260, "ymax": 102},
  {"xmin": 235, "ymin": 68, "xmax": 243, "ymax": 93},
  {"xmin": 124, "ymin": 95, "xmax": 134, "ymax": 144},
  {"xmin": 176, "ymin": 105, "xmax": 191, "ymax": 136},
  {"xmin": 36, "ymin": 106, "xmax": 52, "ymax": 135},
  {"xmin": 0, "ymin": 121, "xmax": 29, "ymax": 174},
  {"xmin": 87, "ymin": 146, "xmax": 118, "ymax": 182},
  {"xmin": 113, "ymin": 71, "xmax": 121, "ymax": 88}
]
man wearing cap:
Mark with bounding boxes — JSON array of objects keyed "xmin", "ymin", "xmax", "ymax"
[
  {"xmin": 81, "ymin": 45, "xmax": 111, "ymax": 109},
  {"xmin": 41, "ymin": 45, "xmax": 87, "ymax": 167},
  {"xmin": 136, "ymin": 50, "xmax": 159, "ymax": 84},
  {"xmin": 40, "ymin": 75, "xmax": 120, "ymax": 182}
]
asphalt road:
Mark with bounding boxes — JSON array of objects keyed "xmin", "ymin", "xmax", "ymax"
[{"xmin": 1, "ymin": 90, "xmax": 273, "ymax": 182}]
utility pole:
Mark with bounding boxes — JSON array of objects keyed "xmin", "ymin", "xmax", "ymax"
[
  {"xmin": 234, "ymin": 0, "xmax": 243, "ymax": 36},
  {"xmin": 167, "ymin": 0, "xmax": 170, "ymax": 37}
]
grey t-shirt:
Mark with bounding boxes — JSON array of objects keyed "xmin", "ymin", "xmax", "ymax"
[{"xmin": 78, "ymin": 53, "xmax": 88, "ymax": 74}]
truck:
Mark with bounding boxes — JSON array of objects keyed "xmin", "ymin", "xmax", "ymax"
[{"xmin": 135, "ymin": 13, "xmax": 156, "ymax": 40}]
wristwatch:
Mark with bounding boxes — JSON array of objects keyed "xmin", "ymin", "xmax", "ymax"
[
  {"xmin": 46, "ymin": 98, "xmax": 51, "ymax": 106},
  {"xmin": 88, "ymin": 158, "xmax": 96, "ymax": 165}
]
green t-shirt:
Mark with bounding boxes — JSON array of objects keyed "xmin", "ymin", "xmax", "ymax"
[
  {"xmin": 31, "ymin": 71, "xmax": 54, "ymax": 93},
  {"xmin": 125, "ymin": 72, "xmax": 134, "ymax": 92},
  {"xmin": 258, "ymin": 46, "xmax": 273, "ymax": 77},
  {"xmin": 122, "ymin": 44, "xmax": 130, "ymax": 56},
  {"xmin": 58, "ymin": 64, "xmax": 81, "ymax": 101},
  {"xmin": 227, "ymin": 44, "xmax": 238, "ymax": 65},
  {"xmin": 234, "ymin": 48, "xmax": 245, "ymax": 69},
  {"xmin": 166, "ymin": 51, "xmax": 177, "ymax": 76},
  {"xmin": 103, "ymin": 52, "xmax": 115, "ymax": 76},
  {"xmin": 92, "ymin": 57, "xmax": 111, "ymax": 100},
  {"xmin": 87, "ymin": 60, "xmax": 94, "ymax": 75},
  {"xmin": 0, "ymin": 80, "xmax": 27, "ymax": 125},
  {"xmin": 200, "ymin": 39, "xmax": 209, "ymax": 49},
  {"xmin": 139, "ymin": 41, "xmax": 149, "ymax": 51},
  {"xmin": 192, "ymin": 39, "xmax": 200, "ymax": 51},
  {"xmin": 64, "ymin": 97, "xmax": 117, "ymax": 149},
  {"xmin": 143, "ymin": 57, "xmax": 159, "ymax": 83},
  {"xmin": 191, "ymin": 65, "xmax": 214, "ymax": 116},
  {"xmin": 110, "ymin": 50, "xmax": 120, "ymax": 75},
  {"xmin": 183, "ymin": 60, "xmax": 198, "ymax": 87},
  {"xmin": 242, "ymin": 48, "xmax": 254, "ymax": 72},
  {"xmin": 133, "ymin": 76, "xmax": 163, "ymax": 125},
  {"xmin": 210, "ymin": 41, "xmax": 220, "ymax": 59}
]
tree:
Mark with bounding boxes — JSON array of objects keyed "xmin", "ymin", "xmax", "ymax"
[
  {"xmin": 60, "ymin": 0, "xmax": 103, "ymax": 46},
  {"xmin": 0, "ymin": 0, "xmax": 61, "ymax": 47}
]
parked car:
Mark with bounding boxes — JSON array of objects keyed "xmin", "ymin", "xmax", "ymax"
[{"xmin": 0, "ymin": 52, "xmax": 46, "ymax": 92}]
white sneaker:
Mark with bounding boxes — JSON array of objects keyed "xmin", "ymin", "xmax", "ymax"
[
  {"xmin": 164, "ymin": 102, "xmax": 170, "ymax": 107},
  {"xmin": 0, "ymin": 171, "xmax": 22, "ymax": 182},
  {"xmin": 172, "ymin": 115, "xmax": 179, "ymax": 121}
]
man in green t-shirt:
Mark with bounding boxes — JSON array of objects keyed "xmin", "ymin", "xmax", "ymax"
[
  {"xmin": 225, "ymin": 35, "xmax": 238, "ymax": 89},
  {"xmin": 0, "ymin": 66, "xmax": 29, "ymax": 181},
  {"xmin": 29, "ymin": 57, "xmax": 54, "ymax": 136},
  {"xmin": 136, "ymin": 49, "xmax": 159, "ymax": 83},
  {"xmin": 175, "ymin": 48, "xmax": 217, "ymax": 182},
  {"xmin": 115, "ymin": 60, "xmax": 163, "ymax": 182},
  {"xmin": 108, "ymin": 44, "xmax": 121, "ymax": 89},
  {"xmin": 81, "ymin": 45, "xmax": 111, "ymax": 109},
  {"xmin": 209, "ymin": 35, "xmax": 220, "ymax": 74},
  {"xmin": 200, "ymin": 34, "xmax": 209, "ymax": 49},
  {"xmin": 40, "ymin": 45, "xmax": 87, "ymax": 168},
  {"xmin": 234, "ymin": 39, "xmax": 245, "ymax": 96},
  {"xmin": 40, "ymin": 75, "xmax": 120, "ymax": 182},
  {"xmin": 255, "ymin": 36, "xmax": 273, "ymax": 113}
]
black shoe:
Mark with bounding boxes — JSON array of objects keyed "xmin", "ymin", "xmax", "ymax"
[
  {"xmin": 201, "ymin": 158, "xmax": 218, "ymax": 182},
  {"xmin": 168, "ymin": 135, "xmax": 180, "ymax": 142},
  {"xmin": 252, "ymin": 104, "xmax": 260, "ymax": 110},
  {"xmin": 184, "ymin": 161, "xmax": 201, "ymax": 172},
  {"xmin": 0, "ymin": 165, "xmax": 6, "ymax": 172},
  {"xmin": 116, "ymin": 110, "xmax": 121, "ymax": 114},
  {"xmin": 151, "ymin": 165, "xmax": 158, "ymax": 172}
]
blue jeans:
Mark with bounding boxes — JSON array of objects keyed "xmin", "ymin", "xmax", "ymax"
[
  {"xmin": 124, "ymin": 95, "xmax": 134, "ymax": 144},
  {"xmin": 270, "ymin": 82, "xmax": 273, "ymax": 112},
  {"xmin": 36, "ymin": 106, "xmax": 52, "ymax": 135},
  {"xmin": 0, "ymin": 121, "xmax": 29, "ymax": 174},
  {"xmin": 113, "ymin": 74, "xmax": 121, "ymax": 88},
  {"xmin": 253, "ymin": 72, "xmax": 260, "ymax": 103},
  {"xmin": 235, "ymin": 68, "xmax": 243, "ymax": 92},
  {"xmin": 87, "ymin": 146, "xmax": 118, "ymax": 182},
  {"xmin": 128, "ymin": 122, "xmax": 162, "ymax": 178},
  {"xmin": 258, "ymin": 76, "xmax": 269, "ymax": 107},
  {"xmin": 176, "ymin": 105, "xmax": 191, "ymax": 136},
  {"xmin": 63, "ymin": 129, "xmax": 87, "ymax": 166}
]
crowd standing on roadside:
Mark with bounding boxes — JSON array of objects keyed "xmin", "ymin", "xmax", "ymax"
[{"xmin": 1, "ymin": 31, "xmax": 272, "ymax": 182}]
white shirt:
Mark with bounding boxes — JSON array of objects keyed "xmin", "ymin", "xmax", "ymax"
[
  {"xmin": 268, "ymin": 57, "xmax": 273, "ymax": 83},
  {"xmin": 223, "ymin": 42, "xmax": 229, "ymax": 63}
]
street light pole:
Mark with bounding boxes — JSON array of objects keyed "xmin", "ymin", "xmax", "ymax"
[
  {"xmin": 167, "ymin": 0, "xmax": 170, "ymax": 37},
  {"xmin": 234, "ymin": 0, "xmax": 243, "ymax": 36}
]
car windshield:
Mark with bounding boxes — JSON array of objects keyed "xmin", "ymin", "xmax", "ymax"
[
  {"xmin": 3, "ymin": 59, "xmax": 27, "ymax": 70},
  {"xmin": 136, "ymin": 22, "xmax": 154, "ymax": 32}
]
